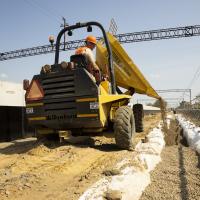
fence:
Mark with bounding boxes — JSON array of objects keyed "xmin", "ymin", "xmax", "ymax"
[{"xmin": 176, "ymin": 109, "xmax": 200, "ymax": 126}]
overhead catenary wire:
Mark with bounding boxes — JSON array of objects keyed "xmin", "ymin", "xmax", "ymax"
[
  {"xmin": 23, "ymin": 0, "xmax": 62, "ymax": 24},
  {"xmin": 31, "ymin": 0, "xmax": 65, "ymax": 20},
  {"xmin": 187, "ymin": 65, "xmax": 200, "ymax": 89},
  {"xmin": 182, "ymin": 64, "xmax": 200, "ymax": 99}
]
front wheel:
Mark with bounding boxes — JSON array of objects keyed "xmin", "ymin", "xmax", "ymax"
[{"xmin": 114, "ymin": 106, "xmax": 135, "ymax": 150}]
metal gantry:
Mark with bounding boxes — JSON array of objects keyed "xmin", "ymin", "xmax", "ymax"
[
  {"xmin": 156, "ymin": 89, "xmax": 192, "ymax": 104},
  {"xmin": 1, "ymin": 25, "xmax": 200, "ymax": 61},
  {"xmin": 156, "ymin": 89, "xmax": 191, "ymax": 93},
  {"xmin": 0, "ymin": 39, "xmax": 86, "ymax": 61},
  {"xmin": 115, "ymin": 25, "xmax": 200, "ymax": 43}
]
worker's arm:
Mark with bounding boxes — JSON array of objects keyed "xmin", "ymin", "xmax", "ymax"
[{"xmin": 84, "ymin": 49, "xmax": 100, "ymax": 71}]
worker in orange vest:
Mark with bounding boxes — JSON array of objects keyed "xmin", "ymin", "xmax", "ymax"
[{"xmin": 75, "ymin": 35, "xmax": 100, "ymax": 82}]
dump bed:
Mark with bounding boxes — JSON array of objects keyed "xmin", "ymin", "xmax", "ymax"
[{"xmin": 96, "ymin": 33, "xmax": 160, "ymax": 99}]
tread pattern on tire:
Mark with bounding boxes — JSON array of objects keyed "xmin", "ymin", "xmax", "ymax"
[
  {"xmin": 114, "ymin": 106, "xmax": 135, "ymax": 150},
  {"xmin": 133, "ymin": 104, "xmax": 144, "ymax": 132}
]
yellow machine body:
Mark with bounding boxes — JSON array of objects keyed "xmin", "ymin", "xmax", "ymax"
[
  {"xmin": 96, "ymin": 33, "xmax": 160, "ymax": 99},
  {"xmin": 26, "ymin": 32, "xmax": 159, "ymax": 136}
]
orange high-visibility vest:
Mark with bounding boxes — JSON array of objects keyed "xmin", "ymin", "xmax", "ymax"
[
  {"xmin": 75, "ymin": 46, "xmax": 93, "ymax": 73},
  {"xmin": 75, "ymin": 46, "xmax": 88, "ymax": 55},
  {"xmin": 75, "ymin": 47, "xmax": 101, "ymax": 83}
]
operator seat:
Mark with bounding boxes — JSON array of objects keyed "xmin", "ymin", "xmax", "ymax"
[
  {"xmin": 70, "ymin": 54, "xmax": 102, "ymax": 84},
  {"xmin": 70, "ymin": 54, "xmax": 88, "ymax": 68}
]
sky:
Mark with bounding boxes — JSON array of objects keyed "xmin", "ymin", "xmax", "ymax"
[{"xmin": 0, "ymin": 0, "xmax": 200, "ymax": 106}]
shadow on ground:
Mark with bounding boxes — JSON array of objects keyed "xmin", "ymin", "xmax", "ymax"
[
  {"xmin": 0, "ymin": 136, "xmax": 121, "ymax": 155},
  {"xmin": 177, "ymin": 120, "xmax": 190, "ymax": 200},
  {"xmin": 196, "ymin": 152, "xmax": 200, "ymax": 169},
  {"xmin": 0, "ymin": 139, "xmax": 37, "ymax": 155},
  {"xmin": 178, "ymin": 145, "xmax": 189, "ymax": 200}
]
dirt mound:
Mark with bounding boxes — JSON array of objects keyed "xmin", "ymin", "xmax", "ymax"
[
  {"xmin": 27, "ymin": 143, "xmax": 51, "ymax": 156},
  {"xmin": 164, "ymin": 118, "xmax": 181, "ymax": 146},
  {"xmin": 164, "ymin": 116, "xmax": 189, "ymax": 147},
  {"xmin": 0, "ymin": 114, "xmax": 161, "ymax": 200}
]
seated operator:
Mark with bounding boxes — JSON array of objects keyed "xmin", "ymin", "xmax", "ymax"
[{"xmin": 75, "ymin": 35, "xmax": 101, "ymax": 82}]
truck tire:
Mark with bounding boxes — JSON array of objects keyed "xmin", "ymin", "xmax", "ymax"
[
  {"xmin": 133, "ymin": 104, "xmax": 144, "ymax": 132},
  {"xmin": 114, "ymin": 106, "xmax": 135, "ymax": 150}
]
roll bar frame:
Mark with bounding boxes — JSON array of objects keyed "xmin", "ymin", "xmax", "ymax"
[{"xmin": 54, "ymin": 21, "xmax": 116, "ymax": 94}]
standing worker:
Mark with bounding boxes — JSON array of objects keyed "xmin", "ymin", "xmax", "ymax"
[{"xmin": 75, "ymin": 35, "xmax": 101, "ymax": 82}]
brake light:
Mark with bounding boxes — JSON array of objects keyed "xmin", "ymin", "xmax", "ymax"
[{"xmin": 25, "ymin": 79, "xmax": 44, "ymax": 101}]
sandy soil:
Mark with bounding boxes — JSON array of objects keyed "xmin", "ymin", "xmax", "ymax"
[
  {"xmin": 140, "ymin": 115, "xmax": 200, "ymax": 200},
  {"xmin": 0, "ymin": 114, "xmax": 160, "ymax": 200}
]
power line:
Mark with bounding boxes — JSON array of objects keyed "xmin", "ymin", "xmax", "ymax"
[
  {"xmin": 23, "ymin": 0, "xmax": 61, "ymax": 23},
  {"xmin": 187, "ymin": 65, "xmax": 200, "ymax": 89},
  {"xmin": 182, "ymin": 65, "xmax": 200, "ymax": 99},
  {"xmin": 37, "ymin": 0, "xmax": 64, "ymax": 19},
  {"xmin": 31, "ymin": 0, "xmax": 65, "ymax": 20}
]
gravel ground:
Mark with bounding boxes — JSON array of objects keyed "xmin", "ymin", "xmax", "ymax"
[{"xmin": 140, "ymin": 117, "xmax": 200, "ymax": 200}]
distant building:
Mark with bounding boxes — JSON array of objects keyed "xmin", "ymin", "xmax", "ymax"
[
  {"xmin": 0, "ymin": 80, "xmax": 25, "ymax": 107},
  {"xmin": 0, "ymin": 81, "xmax": 32, "ymax": 142},
  {"xmin": 143, "ymin": 105, "xmax": 160, "ymax": 114}
]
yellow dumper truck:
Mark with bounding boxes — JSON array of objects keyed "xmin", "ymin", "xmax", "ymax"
[{"xmin": 24, "ymin": 21, "xmax": 159, "ymax": 150}]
